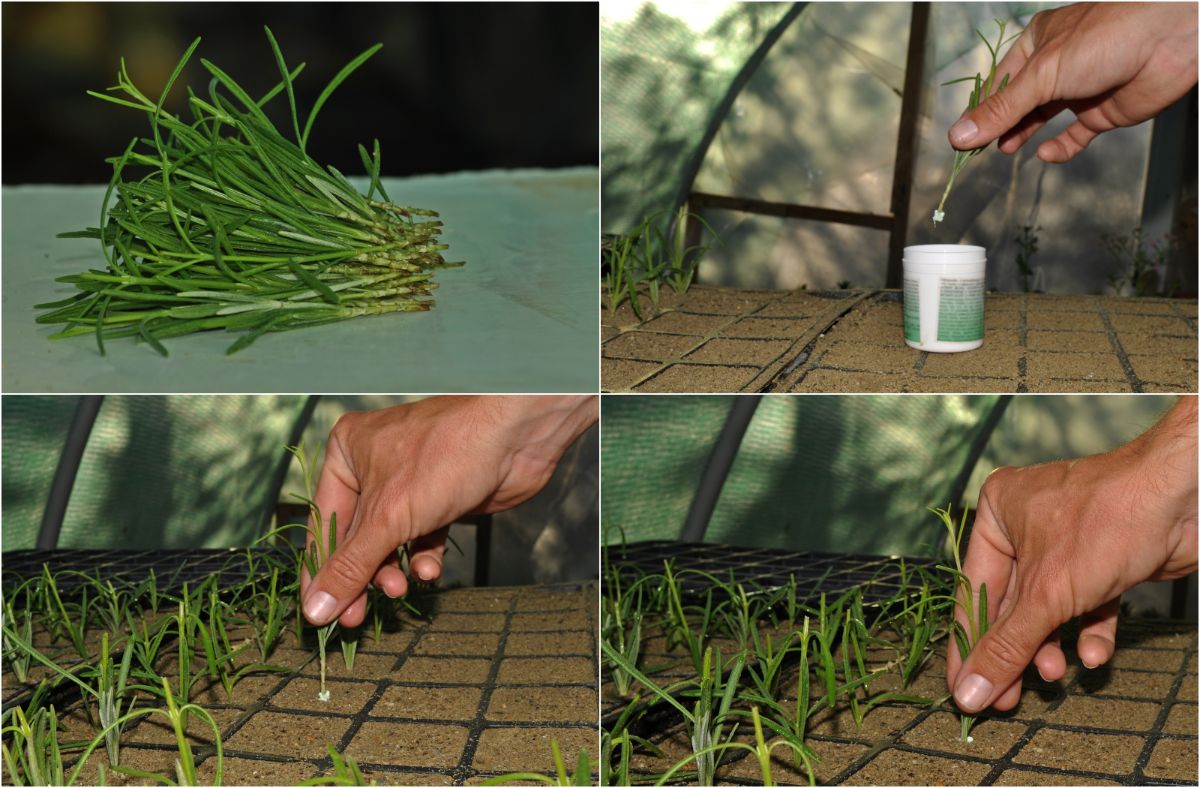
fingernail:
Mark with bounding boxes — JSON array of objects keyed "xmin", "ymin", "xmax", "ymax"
[
  {"xmin": 955, "ymin": 673, "xmax": 993, "ymax": 712},
  {"xmin": 950, "ymin": 117, "xmax": 979, "ymax": 146},
  {"xmin": 304, "ymin": 591, "xmax": 337, "ymax": 624},
  {"xmin": 1082, "ymin": 658, "xmax": 1099, "ymax": 669},
  {"xmin": 416, "ymin": 563, "xmax": 436, "ymax": 581}
]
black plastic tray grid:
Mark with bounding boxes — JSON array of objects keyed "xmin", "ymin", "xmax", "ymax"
[
  {"xmin": 2, "ymin": 548, "xmax": 296, "ymax": 597},
  {"xmin": 607, "ymin": 540, "xmax": 939, "ymax": 607}
]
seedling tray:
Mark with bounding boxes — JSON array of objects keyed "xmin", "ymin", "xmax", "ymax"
[
  {"xmin": 607, "ymin": 540, "xmax": 937, "ymax": 605},
  {"xmin": 6, "ymin": 582, "xmax": 599, "ymax": 786},
  {"xmin": 601, "ymin": 286, "xmax": 1197, "ymax": 393},
  {"xmin": 4, "ymin": 549, "xmax": 598, "ymax": 784},
  {"xmin": 605, "ymin": 614, "xmax": 1198, "ymax": 786}
]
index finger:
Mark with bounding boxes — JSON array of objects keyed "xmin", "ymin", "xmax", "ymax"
[
  {"xmin": 300, "ymin": 441, "xmax": 362, "ymax": 599},
  {"xmin": 946, "ymin": 483, "xmax": 1017, "ymax": 689},
  {"xmin": 949, "ymin": 24, "xmax": 1039, "ymax": 150}
]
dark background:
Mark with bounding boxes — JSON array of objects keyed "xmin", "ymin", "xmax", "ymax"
[{"xmin": 1, "ymin": 2, "xmax": 598, "ymax": 183}]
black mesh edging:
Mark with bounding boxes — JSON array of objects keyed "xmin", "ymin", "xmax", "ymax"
[
  {"xmin": 39, "ymin": 583, "xmax": 598, "ymax": 786},
  {"xmin": 613, "ymin": 618, "xmax": 1197, "ymax": 786},
  {"xmin": 608, "ymin": 540, "xmax": 936, "ymax": 604},
  {"xmin": 1, "ymin": 548, "xmax": 294, "ymax": 597}
]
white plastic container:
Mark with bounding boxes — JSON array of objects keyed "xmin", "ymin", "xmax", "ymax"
[{"xmin": 902, "ymin": 244, "xmax": 986, "ymax": 353}]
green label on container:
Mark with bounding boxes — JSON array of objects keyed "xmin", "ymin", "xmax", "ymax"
[
  {"xmin": 902, "ymin": 277, "xmax": 920, "ymax": 341},
  {"xmin": 937, "ymin": 278, "xmax": 984, "ymax": 341}
]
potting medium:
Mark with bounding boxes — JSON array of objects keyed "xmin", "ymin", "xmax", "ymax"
[{"xmin": 902, "ymin": 244, "xmax": 986, "ymax": 353}]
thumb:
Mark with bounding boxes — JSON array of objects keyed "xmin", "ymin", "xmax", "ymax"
[
  {"xmin": 948, "ymin": 60, "xmax": 1047, "ymax": 151},
  {"xmin": 303, "ymin": 524, "xmax": 393, "ymax": 626},
  {"xmin": 952, "ymin": 591, "xmax": 1056, "ymax": 714}
]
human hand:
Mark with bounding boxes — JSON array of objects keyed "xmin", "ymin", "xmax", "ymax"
[
  {"xmin": 946, "ymin": 397, "xmax": 1198, "ymax": 714},
  {"xmin": 299, "ymin": 395, "xmax": 598, "ymax": 628},
  {"xmin": 948, "ymin": 3, "xmax": 1198, "ymax": 162}
]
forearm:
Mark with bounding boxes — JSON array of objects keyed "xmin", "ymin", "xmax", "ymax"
[
  {"xmin": 1118, "ymin": 396, "xmax": 1197, "ymax": 519},
  {"xmin": 476, "ymin": 395, "xmax": 598, "ymax": 458}
]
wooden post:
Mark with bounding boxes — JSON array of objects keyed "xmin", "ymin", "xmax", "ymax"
[{"xmin": 885, "ymin": 2, "xmax": 931, "ymax": 288}]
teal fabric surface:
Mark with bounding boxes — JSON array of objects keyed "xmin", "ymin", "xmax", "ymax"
[{"xmin": 3, "ymin": 168, "xmax": 598, "ymax": 393}]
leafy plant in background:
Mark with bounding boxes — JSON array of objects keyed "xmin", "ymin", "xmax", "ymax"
[
  {"xmin": 602, "ymin": 207, "xmax": 719, "ymax": 317},
  {"xmin": 933, "ymin": 19, "xmax": 1019, "ymax": 225},
  {"xmin": 38, "ymin": 27, "xmax": 460, "ymax": 357},
  {"xmin": 196, "ymin": 580, "xmax": 288, "ymax": 699},
  {"xmin": 248, "ymin": 564, "xmax": 289, "ymax": 661},
  {"xmin": 662, "ymin": 563, "xmax": 718, "ymax": 678},
  {"xmin": 1104, "ymin": 226, "xmax": 1179, "ymax": 297},
  {"xmin": 1014, "ymin": 224, "xmax": 1040, "ymax": 292},
  {"xmin": 41, "ymin": 565, "xmax": 91, "ymax": 660}
]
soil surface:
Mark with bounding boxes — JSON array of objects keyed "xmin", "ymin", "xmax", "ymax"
[
  {"xmin": 485, "ymin": 687, "xmax": 598, "ymax": 723},
  {"xmin": 1143, "ymin": 737, "xmax": 1199, "ymax": 781},
  {"xmin": 843, "ymin": 749, "xmax": 991, "ymax": 786},
  {"xmin": 602, "ymin": 287, "xmax": 1197, "ymax": 393},
  {"xmin": 1011, "ymin": 728, "xmax": 1145, "ymax": 775},
  {"xmin": 471, "ymin": 726, "xmax": 598, "ymax": 773},
  {"xmin": 343, "ymin": 721, "xmax": 471, "ymax": 768}
]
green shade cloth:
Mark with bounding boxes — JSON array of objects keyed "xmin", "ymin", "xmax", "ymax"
[
  {"xmin": 1, "ymin": 396, "xmax": 307, "ymax": 550},
  {"xmin": 3, "ymin": 168, "xmax": 598, "ymax": 393},
  {"xmin": 602, "ymin": 394, "xmax": 1001, "ymax": 556}
]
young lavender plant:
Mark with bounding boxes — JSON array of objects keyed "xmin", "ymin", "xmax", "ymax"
[
  {"xmin": 249, "ymin": 566, "xmax": 289, "ymax": 661},
  {"xmin": 602, "ymin": 642, "xmax": 743, "ymax": 786},
  {"xmin": 290, "ymin": 443, "xmax": 339, "ymax": 701},
  {"xmin": 40, "ymin": 565, "xmax": 90, "ymax": 659},
  {"xmin": 2, "ymin": 591, "xmax": 34, "ymax": 683},
  {"xmin": 601, "ymin": 563, "xmax": 645, "ymax": 698},
  {"xmin": 933, "ymin": 19, "xmax": 1018, "ymax": 225},
  {"xmin": 931, "ymin": 504, "xmax": 989, "ymax": 741},
  {"xmin": 1, "ymin": 706, "xmax": 69, "ymax": 787}
]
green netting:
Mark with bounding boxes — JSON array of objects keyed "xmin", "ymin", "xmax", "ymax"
[
  {"xmin": 603, "ymin": 394, "xmax": 1183, "ymax": 557},
  {"xmin": 602, "ymin": 394, "xmax": 999, "ymax": 555},
  {"xmin": 1, "ymin": 396, "xmax": 79, "ymax": 550},
  {"xmin": 962, "ymin": 394, "xmax": 1178, "ymax": 503},
  {"xmin": 601, "ymin": 2, "xmax": 792, "ymax": 233},
  {"xmin": 3, "ymin": 396, "xmax": 309, "ymax": 550}
]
